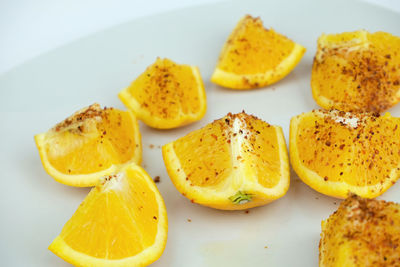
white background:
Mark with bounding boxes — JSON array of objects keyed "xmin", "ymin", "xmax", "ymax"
[{"xmin": 1, "ymin": 0, "xmax": 400, "ymax": 75}]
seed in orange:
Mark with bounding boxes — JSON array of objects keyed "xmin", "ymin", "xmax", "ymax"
[
  {"xmin": 49, "ymin": 163, "xmax": 168, "ymax": 267},
  {"xmin": 118, "ymin": 58, "xmax": 207, "ymax": 129},
  {"xmin": 162, "ymin": 112, "xmax": 290, "ymax": 210},
  {"xmin": 312, "ymin": 30, "xmax": 400, "ymax": 112},
  {"xmin": 211, "ymin": 15, "xmax": 306, "ymax": 89},
  {"xmin": 290, "ymin": 109, "xmax": 400, "ymax": 198},
  {"xmin": 34, "ymin": 103, "xmax": 141, "ymax": 187}
]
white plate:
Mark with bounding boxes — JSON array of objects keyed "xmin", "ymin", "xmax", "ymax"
[{"xmin": 1, "ymin": 0, "xmax": 399, "ymax": 266}]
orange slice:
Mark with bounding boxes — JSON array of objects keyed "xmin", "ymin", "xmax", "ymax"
[
  {"xmin": 312, "ymin": 30, "xmax": 400, "ymax": 112},
  {"xmin": 290, "ymin": 109, "xmax": 400, "ymax": 198},
  {"xmin": 211, "ymin": 15, "xmax": 306, "ymax": 89},
  {"xmin": 320, "ymin": 194, "xmax": 400, "ymax": 266},
  {"xmin": 162, "ymin": 112, "xmax": 289, "ymax": 210},
  {"xmin": 49, "ymin": 163, "xmax": 168, "ymax": 266},
  {"xmin": 118, "ymin": 58, "xmax": 207, "ymax": 129},
  {"xmin": 34, "ymin": 104, "xmax": 141, "ymax": 187}
]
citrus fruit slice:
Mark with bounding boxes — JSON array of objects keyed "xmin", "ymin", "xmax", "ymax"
[
  {"xmin": 49, "ymin": 163, "xmax": 168, "ymax": 267},
  {"xmin": 312, "ymin": 30, "xmax": 400, "ymax": 112},
  {"xmin": 290, "ymin": 109, "xmax": 400, "ymax": 198},
  {"xmin": 162, "ymin": 112, "xmax": 290, "ymax": 210},
  {"xmin": 320, "ymin": 194, "xmax": 400, "ymax": 266},
  {"xmin": 211, "ymin": 15, "xmax": 306, "ymax": 89},
  {"xmin": 34, "ymin": 104, "xmax": 142, "ymax": 187},
  {"xmin": 118, "ymin": 58, "xmax": 207, "ymax": 129}
]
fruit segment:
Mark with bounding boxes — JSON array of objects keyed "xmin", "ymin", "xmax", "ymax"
[
  {"xmin": 320, "ymin": 194, "xmax": 400, "ymax": 266},
  {"xmin": 163, "ymin": 112, "xmax": 290, "ymax": 210},
  {"xmin": 34, "ymin": 103, "xmax": 142, "ymax": 187},
  {"xmin": 290, "ymin": 109, "xmax": 400, "ymax": 198},
  {"xmin": 49, "ymin": 164, "xmax": 168, "ymax": 267},
  {"xmin": 211, "ymin": 15, "xmax": 305, "ymax": 89},
  {"xmin": 119, "ymin": 58, "xmax": 207, "ymax": 129},
  {"xmin": 312, "ymin": 30, "xmax": 400, "ymax": 112}
]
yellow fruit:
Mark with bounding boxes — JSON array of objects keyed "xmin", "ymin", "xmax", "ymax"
[
  {"xmin": 35, "ymin": 104, "xmax": 141, "ymax": 187},
  {"xmin": 162, "ymin": 112, "xmax": 290, "ymax": 210},
  {"xmin": 211, "ymin": 15, "xmax": 306, "ymax": 89},
  {"xmin": 49, "ymin": 163, "xmax": 168, "ymax": 267},
  {"xmin": 119, "ymin": 58, "xmax": 207, "ymax": 129},
  {"xmin": 290, "ymin": 109, "xmax": 400, "ymax": 198},
  {"xmin": 320, "ymin": 194, "xmax": 400, "ymax": 266},
  {"xmin": 312, "ymin": 30, "xmax": 400, "ymax": 112}
]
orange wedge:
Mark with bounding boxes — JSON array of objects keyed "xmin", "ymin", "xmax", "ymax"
[
  {"xmin": 320, "ymin": 194, "xmax": 400, "ymax": 266},
  {"xmin": 49, "ymin": 163, "xmax": 168, "ymax": 266},
  {"xmin": 118, "ymin": 58, "xmax": 207, "ymax": 129},
  {"xmin": 162, "ymin": 112, "xmax": 290, "ymax": 210},
  {"xmin": 34, "ymin": 104, "xmax": 141, "ymax": 187},
  {"xmin": 312, "ymin": 30, "xmax": 400, "ymax": 112},
  {"xmin": 211, "ymin": 15, "xmax": 306, "ymax": 89},
  {"xmin": 290, "ymin": 109, "xmax": 400, "ymax": 198}
]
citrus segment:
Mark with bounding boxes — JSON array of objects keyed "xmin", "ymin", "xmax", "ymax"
[
  {"xmin": 49, "ymin": 163, "xmax": 168, "ymax": 267},
  {"xmin": 118, "ymin": 58, "xmax": 207, "ymax": 129},
  {"xmin": 34, "ymin": 104, "xmax": 142, "ymax": 187},
  {"xmin": 320, "ymin": 194, "xmax": 400, "ymax": 266},
  {"xmin": 290, "ymin": 109, "xmax": 400, "ymax": 198},
  {"xmin": 312, "ymin": 30, "xmax": 400, "ymax": 112},
  {"xmin": 211, "ymin": 15, "xmax": 306, "ymax": 89},
  {"xmin": 162, "ymin": 112, "xmax": 290, "ymax": 210}
]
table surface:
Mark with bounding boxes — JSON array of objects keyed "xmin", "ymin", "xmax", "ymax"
[{"xmin": 0, "ymin": 0, "xmax": 399, "ymax": 75}]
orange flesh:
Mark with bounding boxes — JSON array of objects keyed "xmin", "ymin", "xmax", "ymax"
[
  {"xmin": 173, "ymin": 119, "xmax": 233, "ymax": 187},
  {"xmin": 99, "ymin": 110, "xmax": 137, "ymax": 163},
  {"xmin": 218, "ymin": 15, "xmax": 295, "ymax": 75},
  {"xmin": 320, "ymin": 195, "xmax": 400, "ymax": 266},
  {"xmin": 312, "ymin": 31, "xmax": 400, "ymax": 112},
  {"xmin": 296, "ymin": 110, "xmax": 400, "ymax": 187},
  {"xmin": 245, "ymin": 117, "xmax": 281, "ymax": 188},
  {"xmin": 46, "ymin": 107, "xmax": 138, "ymax": 175},
  {"xmin": 47, "ymin": 135, "xmax": 119, "ymax": 175},
  {"xmin": 172, "ymin": 113, "xmax": 282, "ymax": 189},
  {"xmin": 128, "ymin": 58, "xmax": 202, "ymax": 119},
  {"xmin": 60, "ymin": 169, "xmax": 159, "ymax": 259}
]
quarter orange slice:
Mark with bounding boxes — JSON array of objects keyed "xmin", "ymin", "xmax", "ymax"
[
  {"xmin": 312, "ymin": 30, "xmax": 400, "ymax": 112},
  {"xmin": 118, "ymin": 58, "xmax": 207, "ymax": 129},
  {"xmin": 211, "ymin": 15, "xmax": 306, "ymax": 89},
  {"xmin": 34, "ymin": 104, "xmax": 141, "ymax": 187},
  {"xmin": 162, "ymin": 112, "xmax": 290, "ymax": 210},
  {"xmin": 49, "ymin": 163, "xmax": 168, "ymax": 267},
  {"xmin": 290, "ymin": 109, "xmax": 400, "ymax": 198},
  {"xmin": 320, "ymin": 194, "xmax": 400, "ymax": 266}
]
